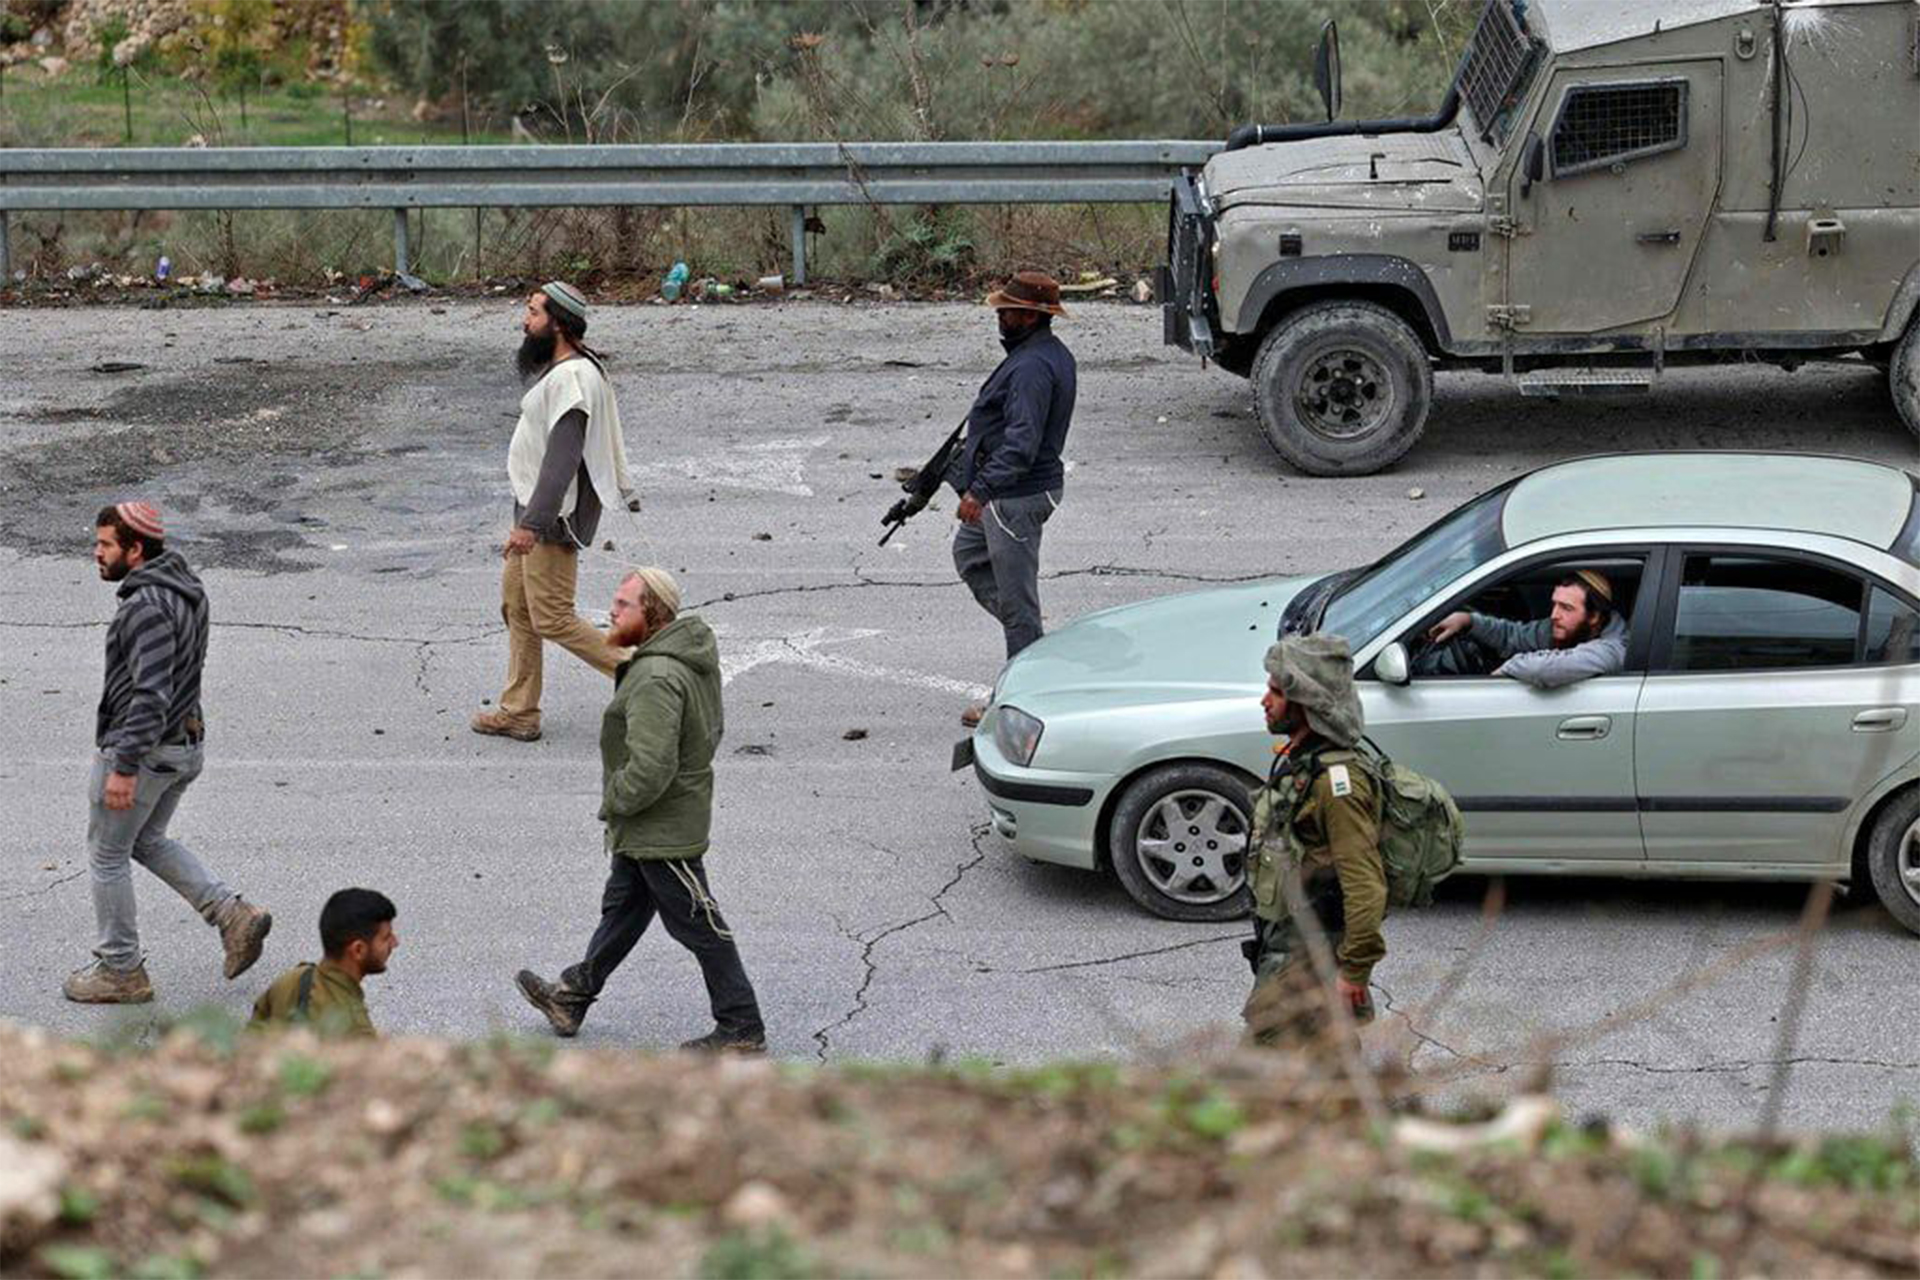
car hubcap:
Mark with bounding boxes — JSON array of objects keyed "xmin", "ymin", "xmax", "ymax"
[
  {"xmin": 1901, "ymin": 818, "xmax": 1920, "ymax": 908},
  {"xmin": 1295, "ymin": 347, "xmax": 1394, "ymax": 441},
  {"xmin": 1136, "ymin": 790, "xmax": 1247, "ymax": 905}
]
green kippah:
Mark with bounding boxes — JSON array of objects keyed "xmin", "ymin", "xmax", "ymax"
[{"xmin": 541, "ymin": 280, "xmax": 588, "ymax": 321}]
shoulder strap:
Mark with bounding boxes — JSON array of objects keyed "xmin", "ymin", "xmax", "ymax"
[{"xmin": 294, "ymin": 963, "xmax": 317, "ymax": 1020}]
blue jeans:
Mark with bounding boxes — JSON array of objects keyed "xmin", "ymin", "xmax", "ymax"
[{"xmin": 87, "ymin": 744, "xmax": 233, "ymax": 971}]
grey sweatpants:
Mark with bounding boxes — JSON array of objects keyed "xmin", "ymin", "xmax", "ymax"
[
  {"xmin": 952, "ymin": 489, "xmax": 1061, "ymax": 659},
  {"xmin": 87, "ymin": 744, "xmax": 234, "ymax": 971}
]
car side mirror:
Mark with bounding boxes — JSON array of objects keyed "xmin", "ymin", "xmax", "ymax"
[
  {"xmin": 1520, "ymin": 133, "xmax": 1544, "ymax": 198},
  {"xmin": 1313, "ymin": 20, "xmax": 1342, "ymax": 122},
  {"xmin": 1375, "ymin": 642, "xmax": 1411, "ymax": 686}
]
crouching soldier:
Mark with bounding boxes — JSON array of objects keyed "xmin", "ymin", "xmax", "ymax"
[
  {"xmin": 251, "ymin": 888, "xmax": 398, "ymax": 1039},
  {"xmin": 1242, "ymin": 635, "xmax": 1387, "ymax": 1043}
]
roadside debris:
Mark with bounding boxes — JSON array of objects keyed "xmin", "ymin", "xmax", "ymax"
[{"xmin": 88, "ymin": 361, "xmax": 146, "ymax": 374}]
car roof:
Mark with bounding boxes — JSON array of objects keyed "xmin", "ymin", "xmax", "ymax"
[{"xmin": 1502, "ymin": 453, "xmax": 1918, "ymax": 550}]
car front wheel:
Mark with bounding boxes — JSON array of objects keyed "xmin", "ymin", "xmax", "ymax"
[
  {"xmin": 1865, "ymin": 787, "xmax": 1920, "ymax": 936},
  {"xmin": 1108, "ymin": 763, "xmax": 1254, "ymax": 922}
]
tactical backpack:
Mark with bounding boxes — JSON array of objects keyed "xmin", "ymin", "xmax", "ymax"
[{"xmin": 1333, "ymin": 743, "xmax": 1467, "ymax": 910}]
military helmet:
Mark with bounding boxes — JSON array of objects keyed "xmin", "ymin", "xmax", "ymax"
[{"xmin": 1263, "ymin": 633, "xmax": 1364, "ymax": 747}]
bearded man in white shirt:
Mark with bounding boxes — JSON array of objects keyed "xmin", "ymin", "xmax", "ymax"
[{"xmin": 472, "ymin": 282, "xmax": 637, "ymax": 743}]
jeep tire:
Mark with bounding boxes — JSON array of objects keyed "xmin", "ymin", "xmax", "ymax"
[
  {"xmin": 1108, "ymin": 763, "xmax": 1254, "ymax": 922},
  {"xmin": 1250, "ymin": 301, "xmax": 1433, "ymax": 476},
  {"xmin": 1891, "ymin": 318, "xmax": 1920, "ymax": 441},
  {"xmin": 1864, "ymin": 786, "xmax": 1920, "ymax": 937}
]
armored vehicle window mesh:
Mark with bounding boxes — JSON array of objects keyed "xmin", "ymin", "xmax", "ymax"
[
  {"xmin": 1458, "ymin": 2, "xmax": 1539, "ymax": 141},
  {"xmin": 1550, "ymin": 82, "xmax": 1687, "ymax": 175}
]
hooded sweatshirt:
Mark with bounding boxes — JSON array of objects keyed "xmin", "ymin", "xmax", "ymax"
[
  {"xmin": 599, "ymin": 614, "xmax": 724, "ymax": 860},
  {"xmin": 96, "ymin": 550, "xmax": 210, "ymax": 775}
]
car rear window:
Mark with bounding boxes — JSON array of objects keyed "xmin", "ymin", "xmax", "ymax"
[{"xmin": 1894, "ymin": 484, "xmax": 1920, "ymax": 567}]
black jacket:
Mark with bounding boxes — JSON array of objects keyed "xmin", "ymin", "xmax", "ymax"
[
  {"xmin": 96, "ymin": 551, "xmax": 210, "ymax": 774},
  {"xmin": 949, "ymin": 326, "xmax": 1076, "ymax": 501}
]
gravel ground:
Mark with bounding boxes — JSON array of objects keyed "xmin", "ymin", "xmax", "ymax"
[{"xmin": 1, "ymin": 297, "xmax": 1917, "ymax": 1136}]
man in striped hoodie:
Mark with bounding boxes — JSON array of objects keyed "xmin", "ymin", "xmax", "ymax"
[{"xmin": 64, "ymin": 502, "xmax": 272, "ymax": 1004}]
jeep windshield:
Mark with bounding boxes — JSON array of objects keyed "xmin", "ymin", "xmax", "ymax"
[
  {"xmin": 1454, "ymin": 0, "xmax": 1543, "ymax": 143},
  {"xmin": 1316, "ymin": 485, "xmax": 1511, "ymax": 650}
]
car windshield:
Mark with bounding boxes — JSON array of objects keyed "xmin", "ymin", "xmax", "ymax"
[{"xmin": 1319, "ymin": 486, "xmax": 1510, "ymax": 649}]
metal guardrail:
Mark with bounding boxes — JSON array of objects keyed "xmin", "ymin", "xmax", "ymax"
[{"xmin": 0, "ymin": 140, "xmax": 1220, "ymax": 285}]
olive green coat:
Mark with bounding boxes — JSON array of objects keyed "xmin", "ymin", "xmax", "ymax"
[
  {"xmin": 1248, "ymin": 742, "xmax": 1389, "ymax": 985},
  {"xmin": 249, "ymin": 960, "xmax": 376, "ymax": 1039},
  {"xmin": 600, "ymin": 615, "xmax": 724, "ymax": 860}
]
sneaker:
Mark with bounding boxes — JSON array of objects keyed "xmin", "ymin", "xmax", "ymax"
[
  {"xmin": 218, "ymin": 898, "xmax": 273, "ymax": 980},
  {"xmin": 959, "ymin": 699, "xmax": 989, "ymax": 729},
  {"xmin": 63, "ymin": 960, "xmax": 155, "ymax": 1004},
  {"xmin": 515, "ymin": 969, "xmax": 589, "ymax": 1037},
  {"xmin": 680, "ymin": 1027, "xmax": 767, "ymax": 1055},
  {"xmin": 471, "ymin": 710, "xmax": 541, "ymax": 742}
]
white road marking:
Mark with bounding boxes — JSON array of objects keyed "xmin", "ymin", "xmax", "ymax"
[
  {"xmin": 719, "ymin": 625, "xmax": 989, "ymax": 698},
  {"xmin": 630, "ymin": 435, "xmax": 831, "ymax": 497}
]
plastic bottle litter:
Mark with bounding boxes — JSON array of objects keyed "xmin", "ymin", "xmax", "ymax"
[
  {"xmin": 756, "ymin": 274, "xmax": 785, "ymax": 295},
  {"xmin": 661, "ymin": 261, "xmax": 690, "ymax": 302},
  {"xmin": 155, "ymin": 256, "xmax": 171, "ymax": 282}
]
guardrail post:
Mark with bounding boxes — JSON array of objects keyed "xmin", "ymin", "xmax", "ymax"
[
  {"xmin": 0, "ymin": 210, "xmax": 10, "ymax": 284},
  {"xmin": 393, "ymin": 208, "xmax": 410, "ymax": 277},
  {"xmin": 789, "ymin": 204, "xmax": 807, "ymax": 287}
]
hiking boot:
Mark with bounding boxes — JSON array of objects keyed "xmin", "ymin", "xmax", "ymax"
[
  {"xmin": 63, "ymin": 960, "xmax": 154, "ymax": 1004},
  {"xmin": 680, "ymin": 1027, "xmax": 767, "ymax": 1055},
  {"xmin": 217, "ymin": 898, "xmax": 272, "ymax": 980},
  {"xmin": 471, "ymin": 710, "xmax": 541, "ymax": 742},
  {"xmin": 516, "ymin": 970, "xmax": 589, "ymax": 1037},
  {"xmin": 960, "ymin": 699, "xmax": 990, "ymax": 729}
]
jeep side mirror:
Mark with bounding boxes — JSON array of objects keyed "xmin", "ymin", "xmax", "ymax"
[
  {"xmin": 1313, "ymin": 20, "xmax": 1342, "ymax": 122},
  {"xmin": 1520, "ymin": 133, "xmax": 1545, "ymax": 198},
  {"xmin": 1375, "ymin": 642, "xmax": 1411, "ymax": 686}
]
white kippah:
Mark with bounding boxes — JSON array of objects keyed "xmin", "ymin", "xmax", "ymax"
[{"xmin": 629, "ymin": 565, "xmax": 681, "ymax": 616}]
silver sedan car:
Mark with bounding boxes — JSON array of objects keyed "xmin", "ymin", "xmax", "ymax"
[{"xmin": 961, "ymin": 453, "xmax": 1920, "ymax": 932}]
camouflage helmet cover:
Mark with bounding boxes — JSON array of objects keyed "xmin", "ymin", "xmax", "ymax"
[{"xmin": 1263, "ymin": 633, "xmax": 1365, "ymax": 747}]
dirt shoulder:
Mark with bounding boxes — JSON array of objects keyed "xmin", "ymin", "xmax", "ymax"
[{"xmin": 2, "ymin": 1019, "xmax": 1915, "ymax": 1279}]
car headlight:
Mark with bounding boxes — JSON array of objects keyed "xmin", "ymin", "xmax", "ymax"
[{"xmin": 993, "ymin": 706, "xmax": 1044, "ymax": 767}]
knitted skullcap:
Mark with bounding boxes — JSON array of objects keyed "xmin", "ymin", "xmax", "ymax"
[
  {"xmin": 540, "ymin": 280, "xmax": 589, "ymax": 321},
  {"xmin": 1572, "ymin": 569, "xmax": 1614, "ymax": 604},
  {"xmin": 628, "ymin": 566, "xmax": 681, "ymax": 618},
  {"xmin": 115, "ymin": 501, "xmax": 164, "ymax": 540}
]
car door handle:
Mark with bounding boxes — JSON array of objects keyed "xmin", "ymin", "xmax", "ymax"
[
  {"xmin": 1852, "ymin": 708, "xmax": 1909, "ymax": 733},
  {"xmin": 1557, "ymin": 715, "xmax": 1612, "ymax": 741},
  {"xmin": 1636, "ymin": 229, "xmax": 1682, "ymax": 244}
]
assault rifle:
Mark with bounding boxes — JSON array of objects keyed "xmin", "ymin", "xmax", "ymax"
[{"xmin": 878, "ymin": 417, "xmax": 967, "ymax": 546}]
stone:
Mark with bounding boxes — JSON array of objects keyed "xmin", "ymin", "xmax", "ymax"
[
  {"xmin": 0, "ymin": 1134, "xmax": 69, "ymax": 1253},
  {"xmin": 721, "ymin": 1180, "xmax": 792, "ymax": 1229}
]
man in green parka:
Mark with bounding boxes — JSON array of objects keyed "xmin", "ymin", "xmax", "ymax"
[
  {"xmin": 515, "ymin": 567, "xmax": 765, "ymax": 1053},
  {"xmin": 1242, "ymin": 633, "xmax": 1388, "ymax": 1043}
]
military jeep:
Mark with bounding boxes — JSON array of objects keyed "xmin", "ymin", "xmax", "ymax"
[{"xmin": 1161, "ymin": 0, "xmax": 1920, "ymax": 476}]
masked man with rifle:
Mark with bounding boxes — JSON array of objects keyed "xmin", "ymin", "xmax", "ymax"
[{"xmin": 936, "ymin": 271, "xmax": 1079, "ymax": 726}]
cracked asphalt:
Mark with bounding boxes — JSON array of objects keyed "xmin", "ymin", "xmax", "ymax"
[{"xmin": 3, "ymin": 298, "xmax": 1918, "ymax": 1133}]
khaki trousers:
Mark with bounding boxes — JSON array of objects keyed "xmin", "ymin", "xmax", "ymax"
[{"xmin": 497, "ymin": 542, "xmax": 624, "ymax": 722}]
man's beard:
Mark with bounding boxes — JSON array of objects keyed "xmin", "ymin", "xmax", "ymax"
[
  {"xmin": 516, "ymin": 328, "xmax": 557, "ymax": 381},
  {"xmin": 98, "ymin": 557, "xmax": 129, "ymax": 582},
  {"xmin": 998, "ymin": 312, "xmax": 1032, "ymax": 341}
]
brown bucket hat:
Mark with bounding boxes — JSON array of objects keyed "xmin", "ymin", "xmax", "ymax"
[{"xmin": 985, "ymin": 270, "xmax": 1068, "ymax": 317}]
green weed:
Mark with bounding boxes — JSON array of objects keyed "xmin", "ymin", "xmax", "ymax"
[
  {"xmin": 40, "ymin": 1245, "xmax": 118, "ymax": 1280},
  {"xmin": 59, "ymin": 1183, "xmax": 100, "ymax": 1225},
  {"xmin": 701, "ymin": 1228, "xmax": 819, "ymax": 1280},
  {"xmin": 278, "ymin": 1054, "xmax": 332, "ymax": 1098},
  {"xmin": 168, "ymin": 1154, "xmax": 256, "ymax": 1208}
]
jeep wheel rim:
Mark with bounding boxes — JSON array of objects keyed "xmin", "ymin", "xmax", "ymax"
[
  {"xmin": 1296, "ymin": 347, "xmax": 1394, "ymax": 441},
  {"xmin": 1901, "ymin": 817, "xmax": 1920, "ymax": 908},
  {"xmin": 1136, "ymin": 789, "xmax": 1247, "ymax": 905}
]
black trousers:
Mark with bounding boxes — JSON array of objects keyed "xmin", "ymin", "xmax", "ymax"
[{"xmin": 563, "ymin": 855, "xmax": 763, "ymax": 1036}]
